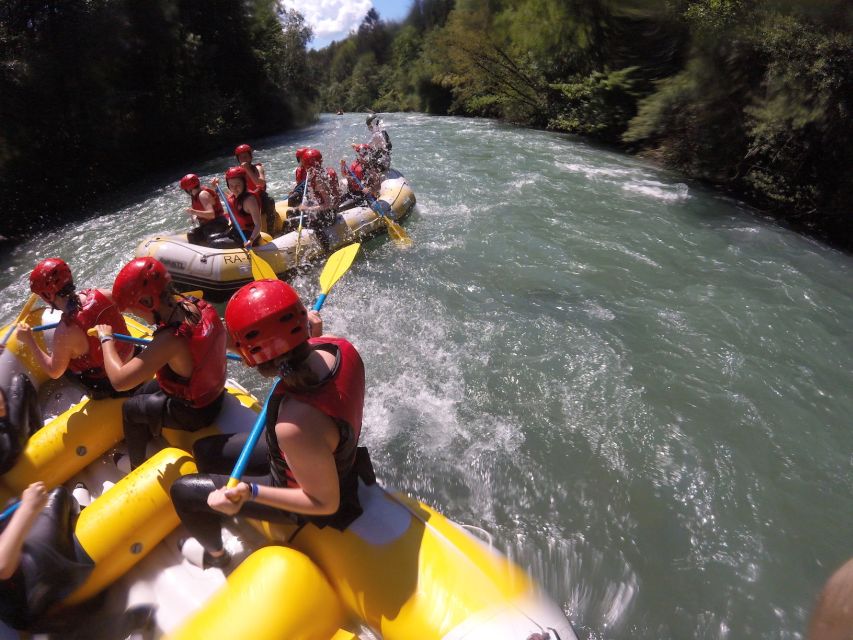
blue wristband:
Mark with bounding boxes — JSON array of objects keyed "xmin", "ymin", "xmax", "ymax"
[{"xmin": 250, "ymin": 482, "xmax": 259, "ymax": 500}]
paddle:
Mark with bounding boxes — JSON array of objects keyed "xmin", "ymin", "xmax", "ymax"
[
  {"xmin": 223, "ymin": 243, "xmax": 361, "ymax": 489},
  {"xmin": 214, "ymin": 184, "xmax": 278, "ymax": 281},
  {"xmin": 0, "ymin": 500, "xmax": 20, "ymax": 521},
  {"xmin": 1, "ymin": 294, "xmax": 40, "ymax": 347},
  {"xmin": 81, "ymin": 328, "xmax": 242, "ymax": 361},
  {"xmin": 343, "ymin": 165, "xmax": 412, "ymax": 247}
]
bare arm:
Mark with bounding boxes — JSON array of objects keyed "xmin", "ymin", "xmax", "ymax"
[
  {"xmin": 186, "ymin": 190, "xmax": 217, "ymax": 221},
  {"xmin": 16, "ymin": 322, "xmax": 80, "ymax": 379},
  {"xmin": 97, "ymin": 324, "xmax": 187, "ymax": 391},
  {"xmin": 244, "ymin": 196, "xmax": 262, "ymax": 245},
  {"xmin": 0, "ymin": 482, "xmax": 47, "ymax": 580},
  {"xmin": 208, "ymin": 401, "xmax": 341, "ymax": 517}
]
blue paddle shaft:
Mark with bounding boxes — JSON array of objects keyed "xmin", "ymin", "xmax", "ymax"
[
  {"xmin": 0, "ymin": 500, "xmax": 20, "ymax": 522},
  {"xmin": 229, "ymin": 387, "xmax": 276, "ymax": 483},
  {"xmin": 313, "ymin": 293, "xmax": 327, "ymax": 312},
  {"xmin": 31, "ymin": 324, "xmax": 241, "ymax": 361},
  {"xmin": 215, "ymin": 183, "xmax": 250, "ymax": 246}
]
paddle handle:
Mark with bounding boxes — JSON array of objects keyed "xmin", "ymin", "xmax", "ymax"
[
  {"xmin": 312, "ymin": 294, "xmax": 327, "ymax": 312},
  {"xmin": 226, "ymin": 387, "xmax": 276, "ymax": 488},
  {"xmin": 0, "ymin": 500, "xmax": 20, "ymax": 522},
  {"xmin": 2, "ymin": 294, "xmax": 40, "ymax": 347},
  {"xmin": 84, "ymin": 329, "xmax": 242, "ymax": 361}
]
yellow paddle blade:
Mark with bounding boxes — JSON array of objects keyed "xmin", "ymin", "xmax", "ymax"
[
  {"xmin": 319, "ymin": 243, "xmax": 361, "ymax": 295},
  {"xmin": 249, "ymin": 249, "xmax": 278, "ymax": 281},
  {"xmin": 177, "ymin": 290, "xmax": 204, "ymax": 299},
  {"xmin": 1, "ymin": 293, "xmax": 40, "ymax": 346},
  {"xmin": 383, "ymin": 217, "xmax": 413, "ymax": 248}
]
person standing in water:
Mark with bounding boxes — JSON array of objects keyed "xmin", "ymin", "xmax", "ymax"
[
  {"xmin": 96, "ymin": 257, "xmax": 226, "ymax": 470},
  {"xmin": 15, "ymin": 258, "xmax": 134, "ymax": 399}
]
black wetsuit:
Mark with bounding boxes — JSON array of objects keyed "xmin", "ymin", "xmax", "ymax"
[
  {"xmin": 0, "ymin": 488, "xmax": 93, "ymax": 631},
  {"xmin": 0, "ymin": 374, "xmax": 41, "ymax": 474}
]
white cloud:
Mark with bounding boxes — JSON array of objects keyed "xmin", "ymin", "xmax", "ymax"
[{"xmin": 280, "ymin": 0, "xmax": 372, "ymax": 42}]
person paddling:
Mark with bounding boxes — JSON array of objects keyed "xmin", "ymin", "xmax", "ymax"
[
  {"xmin": 170, "ymin": 280, "xmax": 374, "ymax": 569},
  {"xmin": 341, "ymin": 143, "xmax": 380, "ymax": 205},
  {"xmin": 96, "ymin": 257, "xmax": 226, "ymax": 470},
  {"xmin": 180, "ymin": 174, "xmax": 232, "ymax": 248},
  {"xmin": 214, "ymin": 167, "xmax": 263, "ymax": 249},
  {"xmin": 14, "ymin": 258, "xmax": 134, "ymax": 399},
  {"xmin": 297, "ymin": 149, "xmax": 340, "ymax": 249},
  {"xmin": 233, "ymin": 144, "xmax": 278, "ymax": 235}
]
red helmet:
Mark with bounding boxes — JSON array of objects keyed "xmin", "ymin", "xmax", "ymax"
[
  {"xmin": 30, "ymin": 258, "xmax": 73, "ymax": 303},
  {"xmin": 234, "ymin": 144, "xmax": 252, "ymax": 158},
  {"xmin": 112, "ymin": 257, "xmax": 172, "ymax": 312},
  {"xmin": 302, "ymin": 148, "xmax": 322, "ymax": 167},
  {"xmin": 353, "ymin": 144, "xmax": 371, "ymax": 158},
  {"xmin": 225, "ymin": 280, "xmax": 308, "ymax": 366},
  {"xmin": 295, "ymin": 147, "xmax": 308, "ymax": 162},
  {"xmin": 179, "ymin": 173, "xmax": 200, "ymax": 191},
  {"xmin": 225, "ymin": 166, "xmax": 247, "ymax": 182}
]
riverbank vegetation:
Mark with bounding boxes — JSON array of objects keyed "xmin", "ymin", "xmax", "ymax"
[
  {"xmin": 0, "ymin": 0, "xmax": 312, "ymax": 240},
  {"xmin": 313, "ymin": 0, "xmax": 852, "ymax": 251},
  {"xmin": 2, "ymin": 0, "xmax": 849, "ymax": 250}
]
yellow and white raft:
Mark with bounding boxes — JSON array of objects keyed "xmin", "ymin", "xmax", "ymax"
[
  {"xmin": 135, "ymin": 170, "xmax": 416, "ymax": 301},
  {"xmin": 0, "ymin": 308, "xmax": 577, "ymax": 640}
]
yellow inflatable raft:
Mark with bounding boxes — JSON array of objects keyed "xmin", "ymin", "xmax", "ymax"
[
  {"xmin": 135, "ymin": 170, "xmax": 416, "ymax": 300},
  {"xmin": 1, "ymin": 305, "xmax": 576, "ymax": 640}
]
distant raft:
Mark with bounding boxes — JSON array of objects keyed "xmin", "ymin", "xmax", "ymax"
[{"xmin": 135, "ymin": 170, "xmax": 416, "ymax": 301}]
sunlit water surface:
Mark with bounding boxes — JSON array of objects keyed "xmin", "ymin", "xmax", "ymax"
[{"xmin": 2, "ymin": 114, "xmax": 852, "ymax": 639}]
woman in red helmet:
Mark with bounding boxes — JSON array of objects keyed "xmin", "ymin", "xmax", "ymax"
[
  {"xmin": 94, "ymin": 257, "xmax": 226, "ymax": 470},
  {"xmin": 233, "ymin": 144, "xmax": 279, "ymax": 235},
  {"xmin": 213, "ymin": 166, "xmax": 263, "ymax": 249},
  {"xmin": 180, "ymin": 173, "xmax": 231, "ymax": 248},
  {"xmin": 169, "ymin": 279, "xmax": 373, "ymax": 568},
  {"xmin": 14, "ymin": 258, "xmax": 134, "ymax": 398}
]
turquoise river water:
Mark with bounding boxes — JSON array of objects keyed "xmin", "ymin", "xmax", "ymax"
[{"xmin": 1, "ymin": 113, "xmax": 852, "ymax": 639}]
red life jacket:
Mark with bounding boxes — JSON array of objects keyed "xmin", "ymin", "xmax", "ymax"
[
  {"xmin": 226, "ymin": 190, "xmax": 260, "ymax": 234},
  {"xmin": 345, "ymin": 161, "xmax": 365, "ymax": 193},
  {"xmin": 264, "ymin": 337, "xmax": 364, "ymax": 489},
  {"xmin": 191, "ymin": 186, "xmax": 225, "ymax": 222},
  {"xmin": 64, "ymin": 289, "xmax": 133, "ymax": 376},
  {"xmin": 307, "ymin": 168, "xmax": 340, "ymax": 209},
  {"xmin": 295, "ymin": 166, "xmax": 306, "ymax": 184},
  {"xmin": 155, "ymin": 300, "xmax": 226, "ymax": 408}
]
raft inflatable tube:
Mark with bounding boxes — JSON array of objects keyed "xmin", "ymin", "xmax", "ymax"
[
  {"xmin": 0, "ymin": 306, "xmax": 260, "ymax": 503},
  {"xmin": 135, "ymin": 170, "xmax": 416, "ymax": 300},
  {"xmin": 245, "ymin": 483, "xmax": 577, "ymax": 640}
]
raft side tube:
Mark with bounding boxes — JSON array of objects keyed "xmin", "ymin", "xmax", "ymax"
[
  {"xmin": 165, "ymin": 546, "xmax": 349, "ymax": 640},
  {"xmin": 61, "ymin": 447, "xmax": 198, "ymax": 605}
]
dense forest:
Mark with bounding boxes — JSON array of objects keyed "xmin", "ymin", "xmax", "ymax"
[
  {"xmin": 312, "ymin": 0, "xmax": 852, "ymax": 251},
  {"xmin": 0, "ymin": 0, "xmax": 313, "ymax": 240},
  {"xmin": 1, "ymin": 0, "xmax": 850, "ymax": 250}
]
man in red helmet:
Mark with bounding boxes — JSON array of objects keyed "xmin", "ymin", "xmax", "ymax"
[
  {"xmin": 170, "ymin": 279, "xmax": 374, "ymax": 569},
  {"xmin": 14, "ymin": 258, "xmax": 134, "ymax": 399},
  {"xmin": 213, "ymin": 167, "xmax": 263, "ymax": 249},
  {"xmin": 95, "ymin": 257, "xmax": 226, "ymax": 470},
  {"xmin": 179, "ymin": 173, "xmax": 232, "ymax": 248}
]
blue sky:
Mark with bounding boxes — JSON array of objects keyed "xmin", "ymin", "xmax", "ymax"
[{"xmin": 280, "ymin": 1, "xmax": 415, "ymax": 50}]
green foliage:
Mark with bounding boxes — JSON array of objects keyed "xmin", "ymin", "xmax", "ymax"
[
  {"xmin": 549, "ymin": 67, "xmax": 641, "ymax": 142},
  {"xmin": 0, "ymin": 0, "xmax": 315, "ymax": 239}
]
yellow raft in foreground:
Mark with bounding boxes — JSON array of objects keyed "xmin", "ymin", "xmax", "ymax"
[{"xmin": 0, "ymin": 308, "xmax": 577, "ymax": 640}]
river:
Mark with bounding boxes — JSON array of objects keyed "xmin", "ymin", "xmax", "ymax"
[{"xmin": 2, "ymin": 113, "xmax": 852, "ymax": 639}]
